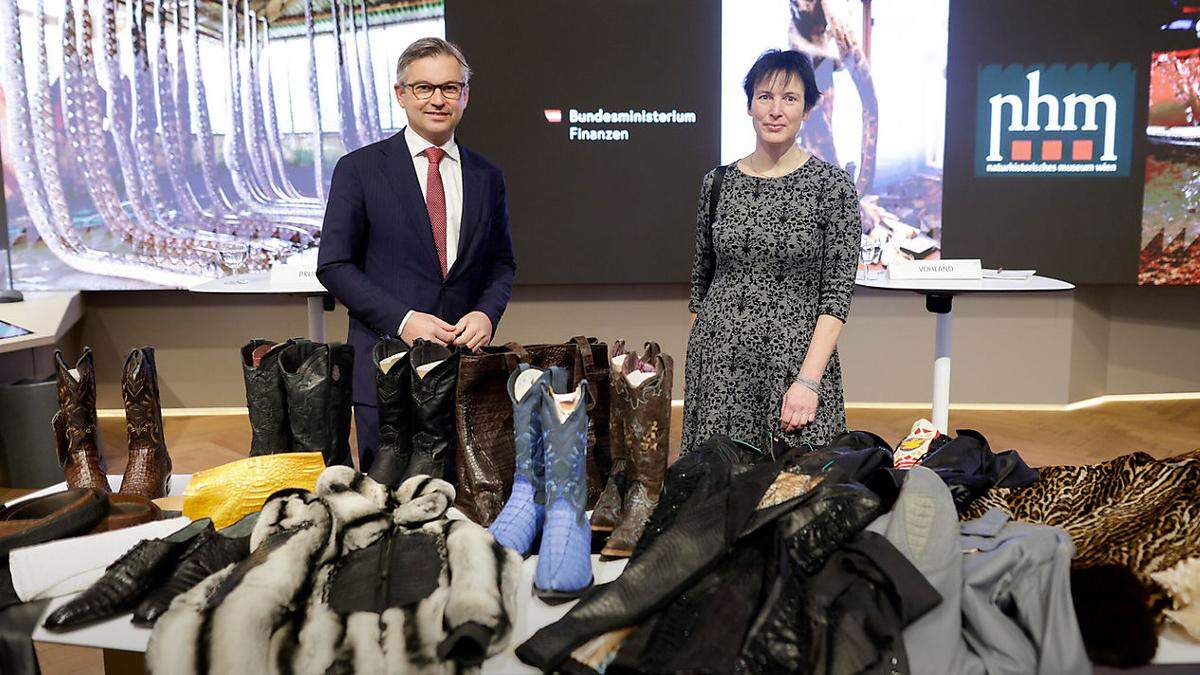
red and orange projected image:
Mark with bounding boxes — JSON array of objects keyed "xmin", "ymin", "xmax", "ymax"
[{"xmin": 1141, "ymin": 45, "xmax": 1200, "ymax": 285}]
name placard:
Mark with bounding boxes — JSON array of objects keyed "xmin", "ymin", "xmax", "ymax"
[
  {"xmin": 269, "ymin": 262, "xmax": 319, "ymax": 285},
  {"xmin": 889, "ymin": 259, "xmax": 983, "ymax": 281}
]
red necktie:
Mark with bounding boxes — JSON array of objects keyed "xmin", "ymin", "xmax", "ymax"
[{"xmin": 422, "ymin": 146, "xmax": 448, "ymax": 276}]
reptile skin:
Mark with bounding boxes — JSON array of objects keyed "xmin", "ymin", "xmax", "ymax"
[
  {"xmin": 488, "ymin": 365, "xmax": 553, "ymax": 556},
  {"xmin": 43, "ymin": 519, "xmax": 212, "ymax": 629},
  {"xmin": 366, "ymin": 337, "xmax": 412, "ymax": 488},
  {"xmin": 601, "ymin": 352, "xmax": 673, "ymax": 558},
  {"xmin": 53, "ymin": 348, "xmax": 108, "ymax": 491},
  {"xmin": 119, "ymin": 347, "xmax": 172, "ymax": 499},
  {"xmin": 534, "ymin": 369, "xmax": 593, "ymax": 601},
  {"xmin": 241, "ymin": 338, "xmax": 294, "ymax": 456},
  {"xmin": 182, "ymin": 452, "xmax": 325, "ymax": 528},
  {"xmin": 279, "ymin": 341, "xmax": 355, "ymax": 466},
  {"xmin": 405, "ymin": 340, "xmax": 461, "ymax": 483}
]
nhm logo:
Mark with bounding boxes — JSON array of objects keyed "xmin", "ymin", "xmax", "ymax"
[{"xmin": 975, "ymin": 63, "xmax": 1133, "ymax": 177}]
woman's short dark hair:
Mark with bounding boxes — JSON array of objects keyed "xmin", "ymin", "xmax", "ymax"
[{"xmin": 742, "ymin": 49, "xmax": 821, "ymax": 112}]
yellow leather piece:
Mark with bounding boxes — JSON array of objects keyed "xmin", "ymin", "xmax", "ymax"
[{"xmin": 183, "ymin": 453, "xmax": 325, "ymax": 528}]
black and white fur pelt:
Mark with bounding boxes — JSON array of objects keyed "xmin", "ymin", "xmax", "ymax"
[{"xmin": 146, "ymin": 468, "xmax": 521, "ymax": 674}]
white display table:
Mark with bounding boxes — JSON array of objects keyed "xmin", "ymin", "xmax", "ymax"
[
  {"xmin": 0, "ymin": 291, "xmax": 83, "ymax": 355},
  {"xmin": 189, "ymin": 272, "xmax": 331, "ymax": 342},
  {"xmin": 856, "ymin": 274, "xmax": 1074, "ymax": 433}
]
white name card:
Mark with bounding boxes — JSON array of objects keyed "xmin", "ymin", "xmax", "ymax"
[
  {"xmin": 889, "ymin": 259, "xmax": 982, "ymax": 281},
  {"xmin": 269, "ymin": 262, "xmax": 319, "ymax": 284}
]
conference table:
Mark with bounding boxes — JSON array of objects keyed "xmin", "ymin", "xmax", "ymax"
[{"xmin": 855, "ymin": 274, "xmax": 1075, "ymax": 434}]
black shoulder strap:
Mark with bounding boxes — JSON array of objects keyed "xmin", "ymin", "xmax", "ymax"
[{"xmin": 708, "ymin": 165, "xmax": 728, "ymax": 226}]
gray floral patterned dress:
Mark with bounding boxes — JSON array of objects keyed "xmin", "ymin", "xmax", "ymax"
[{"xmin": 682, "ymin": 157, "xmax": 861, "ymax": 454}]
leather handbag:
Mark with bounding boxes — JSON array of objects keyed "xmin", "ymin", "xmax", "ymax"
[{"xmin": 454, "ymin": 336, "xmax": 610, "ymax": 525}]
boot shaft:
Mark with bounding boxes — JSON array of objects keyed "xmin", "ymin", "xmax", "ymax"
[
  {"xmin": 540, "ymin": 369, "xmax": 589, "ymax": 511},
  {"xmin": 120, "ymin": 347, "xmax": 173, "ymax": 499},
  {"xmin": 622, "ymin": 353, "xmax": 673, "ymax": 492},
  {"xmin": 405, "ymin": 340, "xmax": 460, "ymax": 481},
  {"xmin": 241, "ymin": 339, "xmax": 294, "ymax": 456},
  {"xmin": 509, "ymin": 364, "xmax": 549, "ymax": 501},
  {"xmin": 373, "ymin": 337, "xmax": 412, "ymax": 440},
  {"xmin": 279, "ymin": 341, "xmax": 355, "ymax": 466},
  {"xmin": 53, "ymin": 349, "xmax": 108, "ymax": 490}
]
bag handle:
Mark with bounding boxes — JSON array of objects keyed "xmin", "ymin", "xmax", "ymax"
[
  {"xmin": 501, "ymin": 342, "xmax": 531, "ymax": 371},
  {"xmin": 570, "ymin": 336, "xmax": 599, "ymax": 410}
]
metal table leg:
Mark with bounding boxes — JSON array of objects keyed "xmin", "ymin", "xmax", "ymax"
[
  {"xmin": 927, "ymin": 293, "xmax": 954, "ymax": 434},
  {"xmin": 306, "ymin": 296, "xmax": 325, "ymax": 342}
]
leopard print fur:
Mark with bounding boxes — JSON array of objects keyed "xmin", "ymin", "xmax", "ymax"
[{"xmin": 965, "ymin": 450, "xmax": 1200, "ymax": 615}]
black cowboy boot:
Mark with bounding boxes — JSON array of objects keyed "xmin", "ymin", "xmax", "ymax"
[
  {"xmin": 367, "ymin": 337, "xmax": 413, "ymax": 488},
  {"xmin": 404, "ymin": 340, "xmax": 461, "ymax": 482},
  {"xmin": 279, "ymin": 341, "xmax": 355, "ymax": 467},
  {"xmin": 240, "ymin": 338, "xmax": 295, "ymax": 456}
]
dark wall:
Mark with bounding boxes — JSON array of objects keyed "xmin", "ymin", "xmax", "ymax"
[
  {"xmin": 446, "ymin": 0, "xmax": 721, "ymax": 284},
  {"xmin": 942, "ymin": 0, "xmax": 1170, "ymax": 283}
]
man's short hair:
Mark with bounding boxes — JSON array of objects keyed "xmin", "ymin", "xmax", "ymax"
[{"xmin": 395, "ymin": 37, "xmax": 472, "ymax": 84}]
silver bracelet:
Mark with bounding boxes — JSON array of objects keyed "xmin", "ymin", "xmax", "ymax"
[{"xmin": 795, "ymin": 375, "xmax": 821, "ymax": 395}]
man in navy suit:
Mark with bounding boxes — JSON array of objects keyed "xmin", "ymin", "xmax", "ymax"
[{"xmin": 317, "ymin": 37, "xmax": 516, "ymax": 471}]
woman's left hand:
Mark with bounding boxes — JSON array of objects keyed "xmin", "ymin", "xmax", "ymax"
[{"xmin": 780, "ymin": 381, "xmax": 818, "ymax": 433}]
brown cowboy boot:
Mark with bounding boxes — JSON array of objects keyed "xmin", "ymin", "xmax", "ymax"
[
  {"xmin": 119, "ymin": 347, "xmax": 172, "ymax": 499},
  {"xmin": 591, "ymin": 342, "xmax": 663, "ymax": 532},
  {"xmin": 591, "ymin": 340, "xmax": 628, "ymax": 532},
  {"xmin": 601, "ymin": 352, "xmax": 672, "ymax": 558},
  {"xmin": 53, "ymin": 349, "xmax": 109, "ymax": 491}
]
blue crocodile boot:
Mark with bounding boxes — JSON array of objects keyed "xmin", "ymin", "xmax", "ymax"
[
  {"xmin": 534, "ymin": 367, "xmax": 595, "ymax": 603},
  {"xmin": 487, "ymin": 364, "xmax": 549, "ymax": 556}
]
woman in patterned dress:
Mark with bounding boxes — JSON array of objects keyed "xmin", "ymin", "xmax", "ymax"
[{"xmin": 682, "ymin": 49, "xmax": 862, "ymax": 454}]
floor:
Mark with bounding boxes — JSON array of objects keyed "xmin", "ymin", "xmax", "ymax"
[{"xmin": 12, "ymin": 398, "xmax": 1200, "ymax": 674}]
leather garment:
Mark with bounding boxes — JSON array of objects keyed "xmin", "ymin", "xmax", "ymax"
[
  {"xmin": 366, "ymin": 337, "xmax": 413, "ymax": 488},
  {"xmin": 735, "ymin": 482, "xmax": 886, "ymax": 673},
  {"xmin": 241, "ymin": 339, "xmax": 295, "ymax": 456},
  {"xmin": 279, "ymin": 341, "xmax": 355, "ymax": 466},
  {"xmin": 516, "ymin": 461, "xmax": 808, "ymax": 671},
  {"xmin": 119, "ymin": 347, "xmax": 172, "ymax": 500},
  {"xmin": 631, "ymin": 434, "xmax": 770, "ymax": 559},
  {"xmin": 88, "ymin": 493, "xmax": 162, "ymax": 533},
  {"xmin": 42, "ymin": 518, "xmax": 213, "ymax": 629},
  {"xmin": 405, "ymin": 340, "xmax": 461, "ymax": 483},
  {"xmin": 602, "ymin": 353, "xmax": 673, "ymax": 557},
  {"xmin": 53, "ymin": 348, "xmax": 108, "ymax": 491},
  {"xmin": 133, "ymin": 514, "xmax": 256, "ymax": 625},
  {"xmin": 0, "ymin": 488, "xmax": 109, "ymax": 560}
]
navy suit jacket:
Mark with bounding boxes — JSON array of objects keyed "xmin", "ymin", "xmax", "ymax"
[{"xmin": 316, "ymin": 129, "xmax": 516, "ymax": 405}]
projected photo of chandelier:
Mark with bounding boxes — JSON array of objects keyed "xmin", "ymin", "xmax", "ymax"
[{"xmin": 0, "ymin": 0, "xmax": 443, "ymax": 289}]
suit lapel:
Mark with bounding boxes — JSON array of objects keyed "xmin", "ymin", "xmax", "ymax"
[
  {"xmin": 448, "ymin": 145, "xmax": 486, "ymax": 281},
  {"xmin": 383, "ymin": 129, "xmax": 442, "ymax": 275}
]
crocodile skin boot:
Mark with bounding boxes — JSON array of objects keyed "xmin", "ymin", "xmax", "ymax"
[
  {"xmin": 488, "ymin": 364, "xmax": 551, "ymax": 556},
  {"xmin": 602, "ymin": 353, "xmax": 673, "ymax": 558},
  {"xmin": 404, "ymin": 340, "xmax": 460, "ymax": 483},
  {"xmin": 535, "ymin": 368, "xmax": 594, "ymax": 602},
  {"xmin": 119, "ymin": 347, "xmax": 173, "ymax": 499},
  {"xmin": 367, "ymin": 337, "xmax": 413, "ymax": 488},
  {"xmin": 241, "ymin": 338, "xmax": 294, "ymax": 456},
  {"xmin": 53, "ymin": 348, "xmax": 109, "ymax": 491},
  {"xmin": 279, "ymin": 341, "xmax": 355, "ymax": 467},
  {"xmin": 591, "ymin": 342, "xmax": 662, "ymax": 532}
]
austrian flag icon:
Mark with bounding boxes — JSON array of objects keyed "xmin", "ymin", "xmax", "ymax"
[{"xmin": 544, "ymin": 109, "xmax": 562, "ymax": 123}]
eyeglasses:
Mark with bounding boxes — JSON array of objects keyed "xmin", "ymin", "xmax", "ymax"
[{"xmin": 399, "ymin": 81, "xmax": 466, "ymax": 101}]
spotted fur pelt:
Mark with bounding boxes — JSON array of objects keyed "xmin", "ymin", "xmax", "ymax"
[
  {"xmin": 964, "ymin": 450, "xmax": 1200, "ymax": 615},
  {"xmin": 146, "ymin": 467, "xmax": 521, "ymax": 674}
]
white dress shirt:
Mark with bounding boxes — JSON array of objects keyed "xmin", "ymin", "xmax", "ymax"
[{"xmin": 398, "ymin": 126, "xmax": 464, "ymax": 336}]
